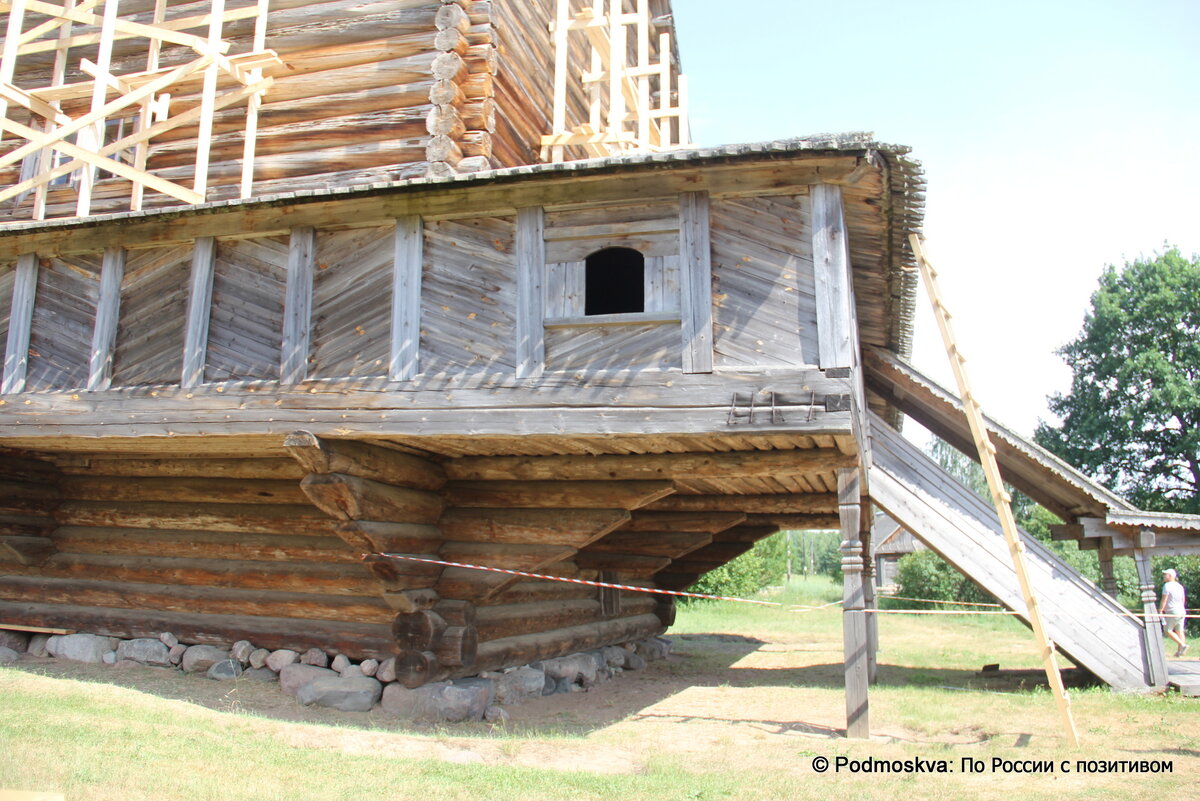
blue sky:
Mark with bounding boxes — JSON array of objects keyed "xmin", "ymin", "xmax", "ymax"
[{"xmin": 674, "ymin": 0, "xmax": 1200, "ymax": 435}]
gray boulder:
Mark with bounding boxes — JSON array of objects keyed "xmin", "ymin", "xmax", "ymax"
[
  {"xmin": 266, "ymin": 649, "xmax": 298, "ymax": 672},
  {"xmin": 624, "ymin": 652, "xmax": 647, "ymax": 671},
  {"xmin": 537, "ymin": 653, "xmax": 598, "ymax": 687},
  {"xmin": 0, "ymin": 645, "xmax": 20, "ymax": 664},
  {"xmin": 116, "ymin": 638, "xmax": 172, "ymax": 667},
  {"xmin": 242, "ymin": 667, "xmax": 277, "ymax": 683},
  {"xmin": 158, "ymin": 632, "xmax": 179, "ymax": 648},
  {"xmin": 168, "ymin": 644, "xmax": 186, "ymax": 665},
  {"xmin": 181, "ymin": 644, "xmax": 228, "ymax": 674},
  {"xmin": 330, "ymin": 653, "xmax": 350, "ymax": 673},
  {"xmin": 295, "ymin": 675, "xmax": 382, "ymax": 712},
  {"xmin": 47, "ymin": 633, "xmax": 113, "ymax": 664},
  {"xmin": 102, "ymin": 651, "xmax": 117, "ymax": 665},
  {"xmin": 27, "ymin": 634, "xmax": 50, "ymax": 657},
  {"xmin": 207, "ymin": 659, "xmax": 244, "ymax": 680},
  {"xmin": 300, "ymin": 647, "xmax": 328, "ymax": 667},
  {"xmin": 360, "ymin": 658, "xmax": 379, "ymax": 677},
  {"xmin": 637, "ymin": 637, "xmax": 672, "ymax": 661},
  {"xmin": 375, "ymin": 657, "xmax": 396, "ymax": 683},
  {"xmin": 600, "ymin": 645, "xmax": 627, "ymax": 668},
  {"xmin": 0, "ymin": 630, "xmax": 30, "ymax": 653},
  {"xmin": 495, "ymin": 667, "xmax": 546, "ymax": 705},
  {"xmin": 230, "ymin": 640, "xmax": 255, "ymax": 664},
  {"xmin": 484, "ymin": 705, "xmax": 509, "ymax": 723},
  {"xmin": 248, "ymin": 648, "xmax": 270, "ymax": 669},
  {"xmin": 380, "ymin": 678, "xmax": 493, "ymax": 722},
  {"xmin": 339, "ymin": 664, "xmax": 363, "ymax": 679},
  {"xmin": 279, "ymin": 663, "xmax": 337, "ymax": 697}
]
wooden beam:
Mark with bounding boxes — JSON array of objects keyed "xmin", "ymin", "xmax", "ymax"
[
  {"xmin": 678, "ymin": 190, "xmax": 713, "ymax": 373},
  {"xmin": 284, "ymin": 431, "xmax": 446, "ymax": 491},
  {"xmin": 2, "ymin": 253, "xmax": 37, "ymax": 395},
  {"xmin": 55, "ymin": 501, "xmax": 340, "ymax": 535},
  {"xmin": 181, "ymin": 237, "xmax": 216, "ymax": 389},
  {"xmin": 812, "ymin": 184, "xmax": 853, "ymax": 370},
  {"xmin": 623, "ymin": 511, "xmax": 746, "ymax": 534},
  {"xmin": 445, "ymin": 450, "xmax": 854, "ymax": 481},
  {"xmin": 743, "ymin": 513, "xmax": 840, "ymax": 530},
  {"xmin": 575, "ymin": 551, "xmax": 669, "ymax": 576},
  {"xmin": 280, "ymin": 226, "xmax": 315, "ymax": 385},
  {"xmin": 300, "ymin": 473, "xmax": 444, "ymax": 524},
  {"xmin": 86, "ymin": 247, "xmax": 125, "ymax": 391},
  {"xmin": 438, "ymin": 507, "xmax": 630, "ymax": 547},
  {"xmin": 643, "ymin": 493, "xmax": 838, "ymax": 515},
  {"xmin": 515, "ymin": 206, "xmax": 546, "ymax": 379},
  {"xmin": 586, "ymin": 530, "xmax": 712, "ymax": 559},
  {"xmin": 838, "ymin": 467, "xmax": 869, "ymax": 739},
  {"xmin": 390, "ymin": 215, "xmax": 423, "ymax": 382},
  {"xmin": 439, "ymin": 542, "xmax": 577, "ymax": 572},
  {"xmin": 334, "ymin": 521, "xmax": 442, "ymax": 556},
  {"xmin": 464, "ymin": 612, "xmax": 666, "ymax": 677},
  {"xmin": 442, "ymin": 480, "xmax": 674, "ymax": 510}
]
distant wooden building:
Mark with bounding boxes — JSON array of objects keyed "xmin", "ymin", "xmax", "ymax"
[{"xmin": 3, "ymin": 0, "xmax": 1195, "ymax": 734}]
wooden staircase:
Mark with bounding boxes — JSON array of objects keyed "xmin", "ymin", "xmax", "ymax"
[{"xmin": 867, "ymin": 416, "xmax": 1155, "ymax": 691}]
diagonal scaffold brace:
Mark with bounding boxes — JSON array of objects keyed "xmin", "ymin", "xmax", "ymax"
[{"xmin": 908, "ymin": 232, "xmax": 1081, "ymax": 748}]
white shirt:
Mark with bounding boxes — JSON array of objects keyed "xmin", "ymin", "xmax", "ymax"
[{"xmin": 1162, "ymin": 580, "xmax": 1186, "ymax": 616}]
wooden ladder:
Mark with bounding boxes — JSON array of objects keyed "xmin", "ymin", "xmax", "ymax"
[{"xmin": 909, "ymin": 233, "xmax": 1080, "ymax": 747}]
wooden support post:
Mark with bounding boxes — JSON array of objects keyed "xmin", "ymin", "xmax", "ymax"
[
  {"xmin": 515, "ymin": 206, "xmax": 545, "ymax": 379},
  {"xmin": 838, "ymin": 467, "xmax": 869, "ymax": 739},
  {"xmin": 860, "ymin": 497, "xmax": 878, "ymax": 684},
  {"xmin": 606, "ymin": 0, "xmax": 625, "ymax": 149},
  {"xmin": 1132, "ymin": 533, "xmax": 1167, "ymax": 687},
  {"xmin": 75, "ymin": 0, "xmax": 119, "ymax": 217},
  {"xmin": 1097, "ymin": 538, "xmax": 1118, "ymax": 599},
  {"xmin": 549, "ymin": 0, "xmax": 569, "ymax": 163},
  {"xmin": 2, "ymin": 253, "xmax": 38, "ymax": 395},
  {"xmin": 239, "ymin": 0, "xmax": 269, "ymax": 198},
  {"xmin": 86, "ymin": 246, "xmax": 125, "ymax": 390},
  {"xmin": 181, "ymin": 236, "xmax": 216, "ymax": 388},
  {"xmin": 390, "ymin": 216, "xmax": 423, "ymax": 382},
  {"xmin": 812, "ymin": 184, "xmax": 853, "ymax": 370},
  {"xmin": 280, "ymin": 226, "xmax": 315, "ymax": 384},
  {"xmin": 678, "ymin": 190, "xmax": 713, "ymax": 373},
  {"xmin": 192, "ymin": 0, "xmax": 225, "ymax": 198}
]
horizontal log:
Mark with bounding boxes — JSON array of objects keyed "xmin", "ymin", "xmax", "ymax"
[
  {"xmin": 743, "ymin": 513, "xmax": 840, "ymax": 530},
  {"xmin": 335, "ymin": 521, "xmax": 443, "ymax": 555},
  {"xmin": 384, "ymin": 588, "xmax": 441, "ymax": 614},
  {"xmin": 394, "ymin": 649, "xmax": 441, "ymax": 688},
  {"xmin": 460, "ymin": 130, "xmax": 493, "ymax": 158},
  {"xmin": 429, "ymin": 79, "xmax": 466, "ymax": 106},
  {"xmin": 484, "ymin": 579, "xmax": 597, "ymax": 605},
  {"xmin": 52, "ymin": 526, "xmax": 359, "ymax": 563},
  {"xmin": 0, "ymin": 535, "xmax": 56, "ymax": 566},
  {"xmin": 0, "ymin": 600, "xmax": 396, "ymax": 660},
  {"xmin": 392, "ymin": 610, "xmax": 447, "ymax": 651},
  {"xmin": 426, "ymin": 135, "xmax": 464, "ymax": 165},
  {"xmin": 462, "ymin": 612, "xmax": 666, "ymax": 677},
  {"xmin": 284, "ymin": 431, "xmax": 448, "ymax": 491},
  {"xmin": 0, "ymin": 479, "xmax": 61, "ymax": 502},
  {"xmin": 475, "ymin": 599, "xmax": 602, "ymax": 641},
  {"xmin": 300, "ymin": 474, "xmax": 444, "ymax": 523},
  {"xmin": 436, "ymin": 566, "xmax": 519, "ymax": 602},
  {"xmin": 574, "ymin": 552, "xmax": 672, "ymax": 576},
  {"xmin": 713, "ymin": 526, "xmax": 783, "ymax": 543},
  {"xmin": 438, "ymin": 507, "xmax": 629, "ymax": 547},
  {"xmin": 55, "ymin": 501, "xmax": 340, "ymax": 535},
  {"xmin": 362, "ymin": 554, "xmax": 444, "ymax": 587},
  {"xmin": 439, "ymin": 542, "xmax": 576, "ymax": 571},
  {"xmin": 586, "ymin": 531, "xmax": 712, "ymax": 559},
  {"xmin": 59, "ymin": 476, "xmax": 309, "ymax": 506},
  {"xmin": 642, "ymin": 493, "xmax": 839, "ymax": 515},
  {"xmin": 433, "ymin": 598, "xmax": 475, "ymax": 627},
  {"xmin": 654, "ymin": 572, "xmax": 701, "ymax": 592},
  {"xmin": 434, "ymin": 625, "xmax": 477, "ymax": 668},
  {"xmin": 57, "ymin": 457, "xmax": 304, "ymax": 480},
  {"xmin": 623, "ymin": 511, "xmax": 746, "ymax": 534},
  {"xmin": 0, "ymin": 552, "xmax": 377, "ymax": 596},
  {"xmin": 445, "ymin": 450, "xmax": 855, "ymax": 481},
  {"xmin": 672, "ymin": 542, "xmax": 757, "ymax": 569},
  {"xmin": 442, "ymin": 481, "xmax": 674, "ymax": 510},
  {"xmin": 0, "ymin": 456, "xmax": 59, "ymax": 483},
  {"xmin": 0, "ymin": 575, "xmax": 393, "ymax": 624}
]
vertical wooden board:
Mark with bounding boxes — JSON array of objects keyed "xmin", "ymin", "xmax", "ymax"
[
  {"xmin": 678, "ymin": 191, "xmax": 713, "ymax": 373},
  {"xmin": 710, "ymin": 195, "xmax": 817, "ymax": 368},
  {"xmin": 811, "ymin": 184, "xmax": 854, "ymax": 370},
  {"xmin": 545, "ymin": 323, "xmax": 681, "ymax": 372},
  {"xmin": 515, "ymin": 207, "xmax": 545, "ymax": 378},
  {"xmin": 309, "ymin": 226, "xmax": 395, "ymax": 380},
  {"xmin": 0, "ymin": 261, "xmax": 13, "ymax": 366},
  {"xmin": 280, "ymin": 226, "xmax": 316, "ymax": 385},
  {"xmin": 420, "ymin": 216, "xmax": 517, "ymax": 377},
  {"xmin": 87, "ymin": 247, "xmax": 126, "ymax": 391},
  {"xmin": 204, "ymin": 235, "xmax": 288, "ymax": 383},
  {"xmin": 25, "ymin": 253, "xmax": 102, "ymax": 392},
  {"xmin": 390, "ymin": 216, "xmax": 422, "ymax": 382},
  {"xmin": 545, "ymin": 261, "xmax": 584, "ymax": 318},
  {"xmin": 112, "ymin": 245, "xmax": 191, "ymax": 388},
  {"xmin": 182, "ymin": 237, "xmax": 216, "ymax": 389},
  {"xmin": 0, "ymin": 254, "xmax": 32, "ymax": 395}
]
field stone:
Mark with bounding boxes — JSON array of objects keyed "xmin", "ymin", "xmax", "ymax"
[
  {"xmin": 114, "ymin": 659, "xmax": 143, "ymax": 669},
  {"xmin": 158, "ymin": 632, "xmax": 179, "ymax": 648},
  {"xmin": 0, "ymin": 630, "xmax": 30, "ymax": 652},
  {"xmin": 375, "ymin": 657, "xmax": 396, "ymax": 683},
  {"xmin": 27, "ymin": 633, "xmax": 51, "ymax": 657},
  {"xmin": 181, "ymin": 644, "xmax": 228, "ymax": 674},
  {"xmin": 624, "ymin": 652, "xmax": 647, "ymax": 671},
  {"xmin": 537, "ymin": 653, "xmax": 596, "ymax": 685},
  {"xmin": 0, "ymin": 645, "xmax": 20, "ymax": 664},
  {"xmin": 300, "ymin": 647, "xmax": 328, "ymax": 667},
  {"xmin": 484, "ymin": 705, "xmax": 509, "ymax": 723},
  {"xmin": 230, "ymin": 640, "xmax": 255, "ymax": 664},
  {"xmin": 495, "ymin": 666, "xmax": 545, "ymax": 705},
  {"xmin": 48, "ymin": 633, "xmax": 113, "ymax": 664},
  {"xmin": 168, "ymin": 644, "xmax": 186, "ymax": 665},
  {"xmin": 295, "ymin": 675, "xmax": 382, "ymax": 712},
  {"xmin": 330, "ymin": 653, "xmax": 350, "ymax": 673},
  {"xmin": 242, "ymin": 667, "xmax": 276, "ymax": 683},
  {"xmin": 207, "ymin": 659, "xmax": 243, "ymax": 680},
  {"xmin": 248, "ymin": 648, "xmax": 270, "ymax": 669},
  {"xmin": 541, "ymin": 674, "xmax": 556, "ymax": 696},
  {"xmin": 279, "ymin": 663, "xmax": 337, "ymax": 697},
  {"xmin": 266, "ymin": 649, "xmax": 298, "ymax": 672},
  {"xmin": 380, "ymin": 680, "xmax": 489, "ymax": 722},
  {"xmin": 116, "ymin": 638, "xmax": 172, "ymax": 667},
  {"xmin": 339, "ymin": 664, "xmax": 363, "ymax": 679},
  {"xmin": 600, "ymin": 646, "xmax": 626, "ymax": 668},
  {"xmin": 360, "ymin": 658, "xmax": 379, "ymax": 677},
  {"xmin": 102, "ymin": 651, "xmax": 117, "ymax": 665}
]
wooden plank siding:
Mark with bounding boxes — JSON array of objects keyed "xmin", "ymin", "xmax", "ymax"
[
  {"xmin": 112, "ymin": 245, "xmax": 191, "ymax": 387},
  {"xmin": 310, "ymin": 226, "xmax": 395, "ymax": 380},
  {"xmin": 25, "ymin": 253, "xmax": 102, "ymax": 392},
  {"xmin": 204, "ymin": 235, "xmax": 288, "ymax": 383}
]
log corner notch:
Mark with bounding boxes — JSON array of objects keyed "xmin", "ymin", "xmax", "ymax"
[
  {"xmin": 0, "ymin": 452, "xmax": 64, "ymax": 567},
  {"xmin": 285, "ymin": 431, "xmax": 472, "ymax": 685}
]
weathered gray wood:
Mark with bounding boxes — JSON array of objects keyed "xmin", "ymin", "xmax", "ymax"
[
  {"xmin": 112, "ymin": 246, "xmax": 191, "ymax": 387},
  {"xmin": 1133, "ymin": 546, "xmax": 1167, "ymax": 687},
  {"xmin": 443, "ymin": 480, "xmax": 674, "ymax": 511},
  {"xmin": 678, "ymin": 191, "xmax": 713, "ymax": 374},
  {"xmin": 838, "ymin": 467, "xmax": 869, "ymax": 739},
  {"xmin": 300, "ymin": 473, "xmax": 445, "ymax": 524},
  {"xmin": 86, "ymin": 248, "xmax": 127, "ymax": 392},
  {"xmin": 284, "ymin": 431, "xmax": 446, "ymax": 490},
  {"xmin": 390, "ymin": 216, "xmax": 423, "ymax": 381},
  {"xmin": 181, "ymin": 237, "xmax": 216, "ymax": 388},
  {"xmin": 280, "ymin": 227, "xmax": 316, "ymax": 385},
  {"xmin": 515, "ymin": 206, "xmax": 545, "ymax": 379},
  {"xmin": 446, "ymin": 449, "xmax": 854, "ymax": 481},
  {"xmin": 2, "ymin": 253, "xmax": 37, "ymax": 395},
  {"xmin": 811, "ymin": 184, "xmax": 853, "ymax": 370}
]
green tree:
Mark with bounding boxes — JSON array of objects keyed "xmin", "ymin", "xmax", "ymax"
[{"xmin": 1035, "ymin": 247, "xmax": 1200, "ymax": 514}]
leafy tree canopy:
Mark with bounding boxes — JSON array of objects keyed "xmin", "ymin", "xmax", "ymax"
[{"xmin": 1035, "ymin": 247, "xmax": 1200, "ymax": 514}]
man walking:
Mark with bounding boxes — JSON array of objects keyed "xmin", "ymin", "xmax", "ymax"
[{"xmin": 1160, "ymin": 568, "xmax": 1188, "ymax": 658}]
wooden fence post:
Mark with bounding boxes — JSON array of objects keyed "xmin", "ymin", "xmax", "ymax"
[{"xmin": 839, "ymin": 467, "xmax": 869, "ymax": 738}]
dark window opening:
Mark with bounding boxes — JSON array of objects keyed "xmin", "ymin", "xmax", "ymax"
[{"xmin": 585, "ymin": 246, "xmax": 644, "ymax": 315}]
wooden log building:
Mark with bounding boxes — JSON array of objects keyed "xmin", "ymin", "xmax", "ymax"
[{"xmin": 7, "ymin": 0, "xmax": 1196, "ymax": 735}]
